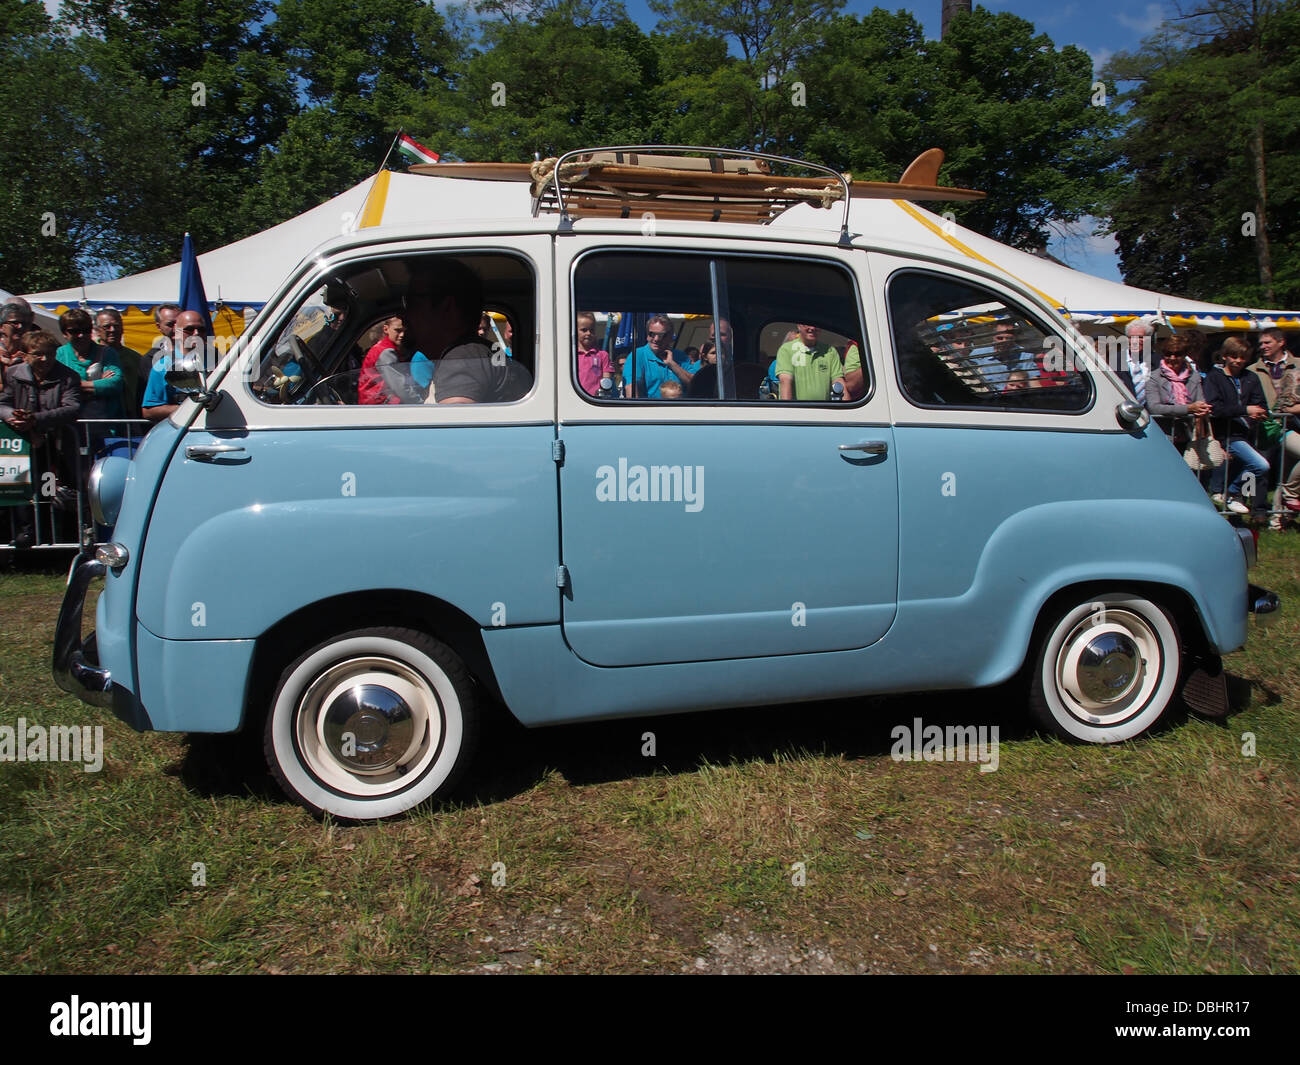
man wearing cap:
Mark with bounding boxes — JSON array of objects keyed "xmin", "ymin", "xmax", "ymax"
[
  {"xmin": 623, "ymin": 315, "xmax": 693, "ymax": 399},
  {"xmin": 0, "ymin": 300, "xmax": 37, "ymax": 385}
]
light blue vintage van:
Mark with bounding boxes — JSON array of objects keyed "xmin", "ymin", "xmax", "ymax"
[{"xmin": 54, "ymin": 148, "xmax": 1276, "ymax": 819}]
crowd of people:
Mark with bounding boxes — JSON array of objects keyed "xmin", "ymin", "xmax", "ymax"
[
  {"xmin": 1127, "ymin": 321, "xmax": 1299, "ymax": 528},
  {"xmin": 0, "ymin": 297, "xmax": 192, "ymax": 546},
  {"xmin": 573, "ymin": 315, "xmax": 865, "ymax": 403}
]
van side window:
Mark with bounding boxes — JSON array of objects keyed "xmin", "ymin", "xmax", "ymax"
[
  {"xmin": 572, "ymin": 251, "xmax": 868, "ymax": 403},
  {"xmin": 248, "ymin": 253, "xmax": 535, "ymax": 407},
  {"xmin": 888, "ymin": 271, "xmax": 1092, "ymax": 412}
]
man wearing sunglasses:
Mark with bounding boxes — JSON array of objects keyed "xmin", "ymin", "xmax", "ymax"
[
  {"xmin": 623, "ymin": 315, "xmax": 693, "ymax": 399},
  {"xmin": 56, "ymin": 308, "xmax": 125, "ymax": 425},
  {"xmin": 142, "ymin": 310, "xmax": 206, "ymax": 422}
]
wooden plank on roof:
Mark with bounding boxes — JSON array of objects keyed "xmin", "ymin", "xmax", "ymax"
[
  {"xmin": 407, "ymin": 152, "xmax": 985, "ymax": 206},
  {"xmin": 407, "ymin": 161, "xmax": 534, "ymax": 180}
]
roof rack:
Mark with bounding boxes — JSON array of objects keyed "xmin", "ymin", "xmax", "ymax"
[{"xmin": 409, "ymin": 146, "xmax": 983, "ymax": 238}]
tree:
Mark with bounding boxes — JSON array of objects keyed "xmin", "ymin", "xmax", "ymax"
[
  {"xmin": 0, "ymin": 0, "xmax": 48, "ymax": 36},
  {"xmin": 448, "ymin": 7, "xmax": 661, "ymax": 160},
  {"xmin": 794, "ymin": 9, "xmax": 933, "ymax": 179},
  {"xmin": 918, "ymin": 7, "xmax": 1123, "ymax": 250},
  {"xmin": 1105, "ymin": 1, "xmax": 1300, "ymax": 306},
  {"xmin": 0, "ymin": 29, "xmax": 183, "ymax": 291},
  {"xmin": 649, "ymin": 0, "xmax": 844, "ymax": 154},
  {"xmin": 58, "ymin": 0, "xmax": 296, "ymax": 253},
  {"xmin": 244, "ymin": 0, "xmax": 464, "ymax": 226}
]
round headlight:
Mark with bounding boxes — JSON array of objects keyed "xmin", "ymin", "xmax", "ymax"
[{"xmin": 88, "ymin": 454, "xmax": 130, "ymax": 527}]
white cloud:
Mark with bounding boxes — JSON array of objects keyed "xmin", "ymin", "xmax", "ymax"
[
  {"xmin": 1087, "ymin": 46, "xmax": 1115, "ymax": 74},
  {"xmin": 1116, "ymin": 4, "xmax": 1168, "ymax": 36},
  {"xmin": 1033, "ymin": 3, "xmax": 1080, "ymax": 28}
]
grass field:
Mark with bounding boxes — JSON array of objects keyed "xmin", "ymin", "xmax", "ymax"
[{"xmin": 1, "ymin": 542, "xmax": 1297, "ymax": 974}]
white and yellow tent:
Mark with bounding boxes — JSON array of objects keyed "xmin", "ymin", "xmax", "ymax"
[
  {"xmin": 776, "ymin": 199, "xmax": 1300, "ymax": 332},
  {"xmin": 22, "ymin": 171, "xmax": 531, "ymax": 353}
]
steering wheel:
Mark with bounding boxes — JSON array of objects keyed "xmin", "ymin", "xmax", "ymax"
[{"xmin": 305, "ymin": 375, "xmax": 349, "ymax": 405}]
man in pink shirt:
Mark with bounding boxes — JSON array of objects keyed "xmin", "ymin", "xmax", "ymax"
[{"xmin": 575, "ymin": 312, "xmax": 613, "ymax": 396}]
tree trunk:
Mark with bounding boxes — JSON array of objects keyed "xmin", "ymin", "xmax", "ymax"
[
  {"xmin": 1251, "ymin": 120, "xmax": 1274, "ymax": 305},
  {"xmin": 942, "ymin": 1, "xmax": 972, "ymax": 39}
]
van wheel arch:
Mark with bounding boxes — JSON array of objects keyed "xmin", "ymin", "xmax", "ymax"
[
  {"xmin": 1028, "ymin": 580, "xmax": 1210, "ymax": 667},
  {"xmin": 243, "ymin": 590, "xmax": 506, "ymax": 735}
]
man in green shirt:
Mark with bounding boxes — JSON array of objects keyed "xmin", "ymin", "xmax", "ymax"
[{"xmin": 776, "ymin": 323, "xmax": 846, "ymax": 401}]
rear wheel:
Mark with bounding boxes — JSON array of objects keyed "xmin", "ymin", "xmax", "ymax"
[
  {"xmin": 264, "ymin": 627, "xmax": 477, "ymax": 819},
  {"xmin": 1028, "ymin": 593, "xmax": 1181, "ymax": 743}
]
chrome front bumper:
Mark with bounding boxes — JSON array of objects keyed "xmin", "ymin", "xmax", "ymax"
[
  {"xmin": 52, "ymin": 551, "xmax": 113, "ymax": 708},
  {"xmin": 1235, "ymin": 528, "xmax": 1280, "ymax": 628},
  {"xmin": 1249, "ymin": 583, "xmax": 1281, "ymax": 628}
]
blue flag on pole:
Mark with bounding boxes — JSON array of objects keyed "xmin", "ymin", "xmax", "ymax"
[{"xmin": 178, "ymin": 232, "xmax": 213, "ymax": 336}]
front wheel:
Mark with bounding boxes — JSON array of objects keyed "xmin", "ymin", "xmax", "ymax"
[
  {"xmin": 264, "ymin": 627, "xmax": 477, "ymax": 819},
  {"xmin": 1028, "ymin": 593, "xmax": 1181, "ymax": 743}
]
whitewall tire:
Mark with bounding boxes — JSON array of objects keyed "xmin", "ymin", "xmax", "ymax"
[
  {"xmin": 1028, "ymin": 594, "xmax": 1181, "ymax": 743},
  {"xmin": 264, "ymin": 627, "xmax": 477, "ymax": 819}
]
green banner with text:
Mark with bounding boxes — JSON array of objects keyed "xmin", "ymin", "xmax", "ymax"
[{"xmin": 0, "ymin": 424, "xmax": 34, "ymax": 504}]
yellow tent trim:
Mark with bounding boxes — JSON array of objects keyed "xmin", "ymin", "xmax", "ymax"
[
  {"xmin": 892, "ymin": 200, "xmax": 1063, "ymax": 310},
  {"xmin": 45, "ymin": 304, "xmax": 248, "ymax": 359},
  {"xmin": 358, "ymin": 169, "xmax": 392, "ymax": 229}
]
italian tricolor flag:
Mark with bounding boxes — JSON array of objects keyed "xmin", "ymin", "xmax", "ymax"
[{"xmin": 396, "ymin": 133, "xmax": 439, "ymax": 165}]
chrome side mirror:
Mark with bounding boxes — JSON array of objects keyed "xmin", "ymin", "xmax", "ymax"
[
  {"xmin": 165, "ymin": 365, "xmax": 222, "ymax": 411},
  {"xmin": 1116, "ymin": 399, "xmax": 1149, "ymax": 430}
]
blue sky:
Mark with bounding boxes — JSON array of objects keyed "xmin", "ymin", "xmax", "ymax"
[{"xmin": 621, "ymin": 0, "xmax": 1183, "ymax": 282}]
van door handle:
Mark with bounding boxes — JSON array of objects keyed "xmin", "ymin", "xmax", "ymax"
[
  {"xmin": 186, "ymin": 444, "xmax": 246, "ymax": 460},
  {"xmin": 838, "ymin": 440, "xmax": 888, "ymax": 455}
]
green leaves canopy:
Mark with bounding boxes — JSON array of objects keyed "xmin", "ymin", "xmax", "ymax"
[
  {"xmin": 3, "ymin": 0, "xmax": 1290, "ymax": 314},
  {"xmin": 1103, "ymin": 1, "xmax": 1300, "ymax": 306}
]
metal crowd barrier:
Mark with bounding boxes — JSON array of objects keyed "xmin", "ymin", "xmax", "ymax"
[
  {"xmin": 1198, "ymin": 411, "xmax": 1296, "ymax": 527},
  {"xmin": 2, "ymin": 419, "xmax": 153, "ymax": 552}
]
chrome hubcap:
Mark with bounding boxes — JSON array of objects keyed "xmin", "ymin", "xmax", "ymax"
[
  {"xmin": 322, "ymin": 684, "xmax": 416, "ymax": 773},
  {"xmin": 1074, "ymin": 632, "xmax": 1140, "ymax": 705},
  {"xmin": 1056, "ymin": 607, "xmax": 1160, "ymax": 724},
  {"xmin": 295, "ymin": 655, "xmax": 440, "ymax": 790}
]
